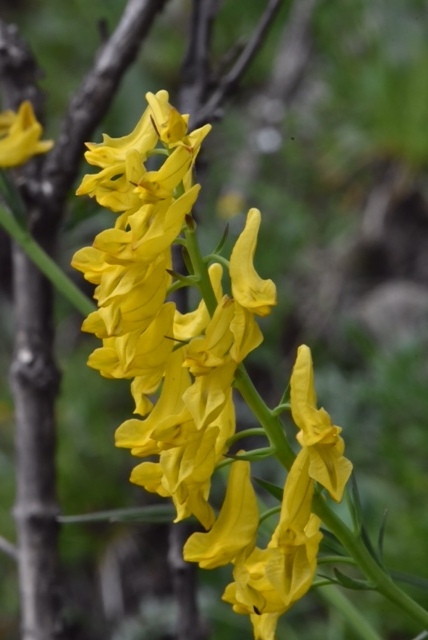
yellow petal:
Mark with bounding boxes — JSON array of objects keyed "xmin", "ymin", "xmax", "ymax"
[
  {"xmin": 250, "ymin": 612, "xmax": 281, "ymax": 640},
  {"xmin": 273, "ymin": 448, "xmax": 313, "ymax": 535},
  {"xmin": 230, "ymin": 302, "xmax": 263, "ymax": 362},
  {"xmin": 289, "ymin": 345, "xmax": 319, "ymax": 432},
  {"xmin": 183, "ymin": 460, "xmax": 259, "ymax": 568},
  {"xmin": 307, "ymin": 442, "xmax": 353, "ymax": 503},
  {"xmin": 173, "ymin": 263, "xmax": 223, "ymax": 341},
  {"xmin": 182, "ymin": 361, "xmax": 236, "ymax": 430},
  {"xmin": 184, "ymin": 296, "xmax": 235, "ymax": 375},
  {"xmin": 130, "ymin": 461, "xmax": 169, "ymax": 497},
  {"xmin": 229, "ymin": 209, "xmax": 277, "ymax": 317},
  {"xmin": 115, "ymin": 418, "xmax": 160, "ymax": 456},
  {"xmin": 83, "ymin": 106, "xmax": 157, "ymax": 168}
]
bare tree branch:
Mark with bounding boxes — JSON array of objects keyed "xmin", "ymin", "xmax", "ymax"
[
  {"xmin": 219, "ymin": 0, "xmax": 319, "ymax": 210},
  {"xmin": 0, "ymin": 21, "xmax": 44, "ymax": 112},
  {"xmin": 269, "ymin": 0, "xmax": 318, "ymax": 103},
  {"xmin": 179, "ymin": 0, "xmax": 222, "ymax": 124},
  {"xmin": 42, "ymin": 0, "xmax": 171, "ymax": 218},
  {"xmin": 195, "ymin": 0, "xmax": 284, "ymax": 127},
  {"xmin": 0, "ymin": 2, "xmax": 171, "ymax": 638}
]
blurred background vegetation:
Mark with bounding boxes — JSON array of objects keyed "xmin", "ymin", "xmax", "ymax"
[{"xmin": 1, "ymin": 0, "xmax": 428, "ymax": 638}]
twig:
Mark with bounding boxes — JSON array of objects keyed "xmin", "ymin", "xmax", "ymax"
[
  {"xmin": 42, "ymin": 0, "xmax": 171, "ymax": 216},
  {"xmin": 195, "ymin": 0, "xmax": 284, "ymax": 126},
  {"xmin": 269, "ymin": 0, "xmax": 319, "ymax": 103},
  {"xmin": 218, "ymin": 0, "xmax": 319, "ymax": 210},
  {"xmin": 0, "ymin": 534, "xmax": 17, "ymax": 561},
  {"xmin": 179, "ymin": 0, "xmax": 221, "ymax": 124}
]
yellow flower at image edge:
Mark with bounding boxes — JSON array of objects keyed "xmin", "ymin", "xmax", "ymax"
[{"xmin": 0, "ymin": 101, "xmax": 53, "ymax": 167}]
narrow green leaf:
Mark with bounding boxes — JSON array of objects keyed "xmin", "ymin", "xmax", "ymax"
[
  {"xmin": 58, "ymin": 504, "xmax": 176, "ymax": 524},
  {"xmin": 182, "ymin": 246, "xmax": 194, "ymax": 275},
  {"xmin": 390, "ymin": 570, "xmax": 428, "ymax": 591},
  {"xmin": 377, "ymin": 509, "xmax": 388, "ymax": 562},
  {"xmin": 348, "ymin": 472, "xmax": 363, "ymax": 533},
  {"xmin": 253, "ymin": 477, "xmax": 283, "ymax": 502},
  {"xmin": 320, "ymin": 528, "xmax": 346, "ymax": 556},
  {"xmin": 333, "ymin": 568, "xmax": 373, "ymax": 591},
  {"xmin": 212, "ymin": 223, "xmax": 229, "ymax": 256}
]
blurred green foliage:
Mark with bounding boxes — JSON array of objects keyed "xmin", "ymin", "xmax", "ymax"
[{"xmin": 1, "ymin": 0, "xmax": 428, "ymax": 638}]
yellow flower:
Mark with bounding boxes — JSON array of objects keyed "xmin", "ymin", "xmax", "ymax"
[
  {"xmin": 173, "ymin": 263, "xmax": 224, "ymax": 342},
  {"xmin": 146, "ymin": 90, "xmax": 189, "ymax": 145},
  {"xmin": 76, "ymin": 156, "xmax": 141, "ymax": 213},
  {"xmin": 229, "ymin": 209, "xmax": 277, "ymax": 317},
  {"xmin": 290, "ymin": 345, "xmax": 353, "ymax": 502},
  {"xmin": 160, "ymin": 425, "xmax": 220, "ymax": 529},
  {"xmin": 71, "ymin": 246, "xmax": 113, "ymax": 284},
  {"xmin": 81, "ymin": 102, "xmax": 157, "ymax": 169},
  {"xmin": 145, "ymin": 90, "xmax": 211, "ymax": 159},
  {"xmin": 0, "ymin": 101, "xmax": 53, "ymax": 167},
  {"xmin": 82, "ymin": 252, "xmax": 171, "ymax": 338},
  {"xmin": 183, "ymin": 460, "xmax": 259, "ymax": 568},
  {"xmin": 115, "ymin": 348, "xmax": 191, "ymax": 456},
  {"xmin": 133, "ymin": 144, "xmax": 194, "ymax": 204},
  {"xmin": 182, "ymin": 361, "xmax": 236, "ymax": 431},
  {"xmin": 222, "ymin": 450, "xmax": 322, "ymax": 639},
  {"xmin": 90, "ymin": 185, "xmax": 199, "ymax": 265},
  {"xmin": 127, "ymin": 185, "xmax": 200, "ymax": 262},
  {"xmin": 87, "ymin": 302, "xmax": 175, "ymax": 381},
  {"xmin": 184, "ymin": 295, "xmax": 235, "ymax": 375}
]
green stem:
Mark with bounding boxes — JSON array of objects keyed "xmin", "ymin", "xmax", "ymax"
[
  {"xmin": 234, "ymin": 366, "xmax": 295, "ymax": 470},
  {"xmin": 317, "ymin": 555, "xmax": 357, "ymax": 566},
  {"xmin": 0, "ymin": 204, "xmax": 95, "ymax": 317},
  {"xmin": 185, "ymin": 218, "xmax": 295, "ymax": 470},
  {"xmin": 271, "ymin": 402, "xmax": 291, "ymax": 416},
  {"xmin": 319, "ymin": 584, "xmax": 383, "ymax": 640},
  {"xmin": 226, "ymin": 427, "xmax": 266, "ymax": 446},
  {"xmin": 259, "ymin": 505, "xmax": 281, "ymax": 525},
  {"xmin": 184, "ymin": 220, "xmax": 218, "ymax": 315},
  {"xmin": 314, "ymin": 495, "xmax": 428, "ymax": 628}
]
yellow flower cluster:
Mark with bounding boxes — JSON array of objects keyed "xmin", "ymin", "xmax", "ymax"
[
  {"xmin": 72, "ymin": 91, "xmax": 277, "ymax": 530},
  {"xmin": 72, "ymin": 92, "xmax": 352, "ymax": 640},
  {"xmin": 184, "ymin": 345, "xmax": 352, "ymax": 640},
  {"xmin": 0, "ymin": 101, "xmax": 53, "ymax": 167}
]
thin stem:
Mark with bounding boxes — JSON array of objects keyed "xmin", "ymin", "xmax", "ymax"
[
  {"xmin": 184, "ymin": 219, "xmax": 218, "ymax": 315},
  {"xmin": 205, "ymin": 253, "xmax": 230, "ymax": 270},
  {"xmin": 271, "ymin": 402, "xmax": 291, "ymax": 416},
  {"xmin": 259, "ymin": 505, "xmax": 280, "ymax": 525},
  {"xmin": 226, "ymin": 427, "xmax": 266, "ymax": 446},
  {"xmin": 319, "ymin": 584, "xmax": 383, "ymax": 640},
  {"xmin": 234, "ymin": 365, "xmax": 295, "ymax": 470},
  {"xmin": 0, "ymin": 204, "xmax": 95, "ymax": 317},
  {"xmin": 314, "ymin": 495, "xmax": 428, "ymax": 628},
  {"xmin": 317, "ymin": 555, "xmax": 357, "ymax": 566}
]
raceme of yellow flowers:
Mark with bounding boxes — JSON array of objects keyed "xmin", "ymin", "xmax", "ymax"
[{"xmin": 72, "ymin": 90, "xmax": 352, "ymax": 640}]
